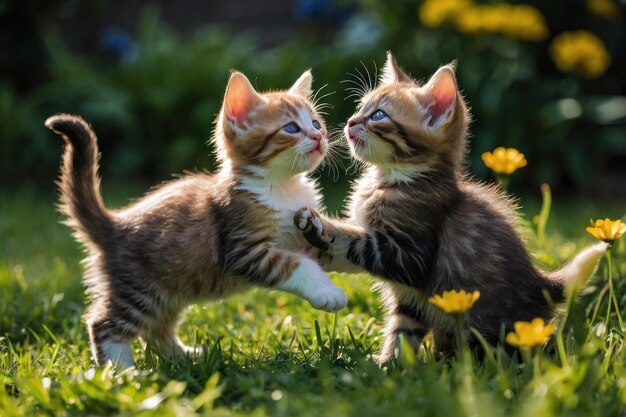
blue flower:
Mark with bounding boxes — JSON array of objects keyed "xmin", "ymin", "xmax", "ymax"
[
  {"xmin": 294, "ymin": 0, "xmax": 355, "ymax": 25},
  {"xmin": 100, "ymin": 28, "xmax": 137, "ymax": 62}
]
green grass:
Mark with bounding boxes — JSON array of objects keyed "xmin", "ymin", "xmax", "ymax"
[{"xmin": 1, "ymin": 184, "xmax": 625, "ymax": 417}]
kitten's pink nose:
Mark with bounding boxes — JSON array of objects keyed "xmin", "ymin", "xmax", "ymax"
[
  {"xmin": 309, "ymin": 131, "xmax": 323, "ymax": 143},
  {"xmin": 348, "ymin": 117, "xmax": 359, "ymax": 127}
]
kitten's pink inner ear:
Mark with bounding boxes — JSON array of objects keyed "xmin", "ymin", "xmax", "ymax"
[
  {"xmin": 224, "ymin": 72, "xmax": 263, "ymax": 127},
  {"xmin": 425, "ymin": 68, "xmax": 457, "ymax": 127}
]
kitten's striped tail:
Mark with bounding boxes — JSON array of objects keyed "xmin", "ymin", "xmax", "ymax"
[
  {"xmin": 550, "ymin": 242, "xmax": 608, "ymax": 296},
  {"xmin": 45, "ymin": 114, "xmax": 115, "ymax": 247}
]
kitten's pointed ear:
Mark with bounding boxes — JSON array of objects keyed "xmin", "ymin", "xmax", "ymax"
[
  {"xmin": 422, "ymin": 65, "xmax": 458, "ymax": 128},
  {"xmin": 289, "ymin": 70, "xmax": 313, "ymax": 99},
  {"xmin": 380, "ymin": 51, "xmax": 412, "ymax": 85},
  {"xmin": 223, "ymin": 71, "xmax": 264, "ymax": 128}
]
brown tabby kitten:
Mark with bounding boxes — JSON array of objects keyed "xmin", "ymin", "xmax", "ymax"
[
  {"xmin": 296, "ymin": 53, "xmax": 606, "ymax": 362},
  {"xmin": 46, "ymin": 70, "xmax": 347, "ymax": 369}
]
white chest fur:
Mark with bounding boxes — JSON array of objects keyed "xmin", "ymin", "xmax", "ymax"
[
  {"xmin": 346, "ymin": 168, "xmax": 377, "ymax": 228},
  {"xmin": 238, "ymin": 172, "xmax": 322, "ymax": 249}
]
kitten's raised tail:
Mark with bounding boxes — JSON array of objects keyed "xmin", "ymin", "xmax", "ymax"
[
  {"xmin": 550, "ymin": 242, "xmax": 608, "ymax": 297},
  {"xmin": 45, "ymin": 114, "xmax": 115, "ymax": 247}
]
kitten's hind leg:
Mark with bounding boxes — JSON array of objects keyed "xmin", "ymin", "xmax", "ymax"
[
  {"xmin": 143, "ymin": 312, "xmax": 202, "ymax": 362},
  {"xmin": 86, "ymin": 316, "xmax": 136, "ymax": 369},
  {"xmin": 376, "ymin": 311, "xmax": 429, "ymax": 365},
  {"xmin": 145, "ymin": 332, "xmax": 202, "ymax": 362}
]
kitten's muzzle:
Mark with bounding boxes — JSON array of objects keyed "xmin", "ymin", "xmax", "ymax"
[
  {"xmin": 347, "ymin": 116, "xmax": 360, "ymax": 127},
  {"xmin": 305, "ymin": 131, "xmax": 325, "ymax": 155},
  {"xmin": 346, "ymin": 124, "xmax": 366, "ymax": 147},
  {"xmin": 307, "ymin": 130, "xmax": 323, "ymax": 143}
]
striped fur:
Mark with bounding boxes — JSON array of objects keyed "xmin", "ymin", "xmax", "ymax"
[
  {"xmin": 297, "ymin": 53, "xmax": 605, "ymax": 363},
  {"xmin": 46, "ymin": 70, "xmax": 346, "ymax": 369}
]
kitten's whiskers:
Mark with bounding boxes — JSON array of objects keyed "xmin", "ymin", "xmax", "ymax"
[{"xmin": 311, "ymin": 85, "xmax": 335, "ymax": 116}]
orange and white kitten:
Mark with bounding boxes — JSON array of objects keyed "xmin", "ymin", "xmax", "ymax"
[
  {"xmin": 296, "ymin": 53, "xmax": 605, "ymax": 362},
  {"xmin": 46, "ymin": 70, "xmax": 346, "ymax": 369}
]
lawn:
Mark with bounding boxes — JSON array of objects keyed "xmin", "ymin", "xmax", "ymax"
[{"xmin": 1, "ymin": 183, "xmax": 625, "ymax": 417}]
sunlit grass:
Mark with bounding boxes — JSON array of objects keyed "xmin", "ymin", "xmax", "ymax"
[{"xmin": 1, "ymin": 184, "xmax": 625, "ymax": 416}]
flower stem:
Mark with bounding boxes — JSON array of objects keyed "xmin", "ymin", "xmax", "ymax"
[
  {"xmin": 495, "ymin": 174, "xmax": 510, "ymax": 191},
  {"xmin": 536, "ymin": 183, "xmax": 551, "ymax": 249},
  {"xmin": 604, "ymin": 287, "xmax": 612, "ymax": 338},
  {"xmin": 521, "ymin": 348, "xmax": 532, "ymax": 368},
  {"xmin": 533, "ymin": 348, "xmax": 541, "ymax": 376},
  {"xmin": 590, "ymin": 282, "xmax": 610, "ymax": 325},
  {"xmin": 454, "ymin": 314, "xmax": 465, "ymax": 358},
  {"xmin": 607, "ymin": 249, "xmax": 624, "ymax": 332}
]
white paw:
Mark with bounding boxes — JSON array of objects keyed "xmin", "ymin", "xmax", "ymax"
[
  {"xmin": 100, "ymin": 340, "xmax": 135, "ymax": 369},
  {"xmin": 294, "ymin": 207, "xmax": 324, "ymax": 237},
  {"xmin": 307, "ymin": 284, "xmax": 347, "ymax": 312},
  {"xmin": 177, "ymin": 343, "xmax": 204, "ymax": 360},
  {"xmin": 276, "ymin": 257, "xmax": 347, "ymax": 312}
]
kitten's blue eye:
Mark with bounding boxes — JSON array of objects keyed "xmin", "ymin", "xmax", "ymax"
[
  {"xmin": 312, "ymin": 120, "xmax": 322, "ymax": 130},
  {"xmin": 283, "ymin": 122, "xmax": 301, "ymax": 134},
  {"xmin": 370, "ymin": 110, "xmax": 388, "ymax": 122}
]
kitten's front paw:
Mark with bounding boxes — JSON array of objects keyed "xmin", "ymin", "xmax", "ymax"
[
  {"xmin": 307, "ymin": 284, "xmax": 347, "ymax": 312},
  {"xmin": 294, "ymin": 207, "xmax": 331, "ymax": 250},
  {"xmin": 294, "ymin": 207, "xmax": 322, "ymax": 234},
  {"xmin": 277, "ymin": 258, "xmax": 347, "ymax": 312}
]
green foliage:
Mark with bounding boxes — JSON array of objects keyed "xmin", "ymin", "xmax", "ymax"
[
  {"xmin": 1, "ymin": 186, "xmax": 626, "ymax": 416},
  {"xmin": 363, "ymin": 0, "xmax": 626, "ymax": 188},
  {"xmin": 2, "ymin": 1, "xmax": 625, "ymax": 194}
]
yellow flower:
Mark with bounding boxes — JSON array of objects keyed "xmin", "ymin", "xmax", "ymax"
[
  {"xmin": 586, "ymin": 0, "xmax": 623, "ymax": 21},
  {"xmin": 550, "ymin": 31, "xmax": 611, "ymax": 78},
  {"xmin": 421, "ymin": 0, "xmax": 548, "ymax": 42},
  {"xmin": 586, "ymin": 218, "xmax": 626, "ymax": 242},
  {"xmin": 454, "ymin": 4, "xmax": 548, "ymax": 41},
  {"xmin": 481, "ymin": 147, "xmax": 527, "ymax": 175},
  {"xmin": 455, "ymin": 7, "xmax": 483, "ymax": 34},
  {"xmin": 419, "ymin": 0, "xmax": 472, "ymax": 28},
  {"xmin": 503, "ymin": 5, "xmax": 549, "ymax": 41},
  {"xmin": 428, "ymin": 290, "xmax": 480, "ymax": 315},
  {"xmin": 506, "ymin": 318, "xmax": 556, "ymax": 348},
  {"xmin": 480, "ymin": 5, "xmax": 509, "ymax": 34}
]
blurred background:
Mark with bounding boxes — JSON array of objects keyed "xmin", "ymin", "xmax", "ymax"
[{"xmin": 1, "ymin": 0, "xmax": 625, "ymax": 211}]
